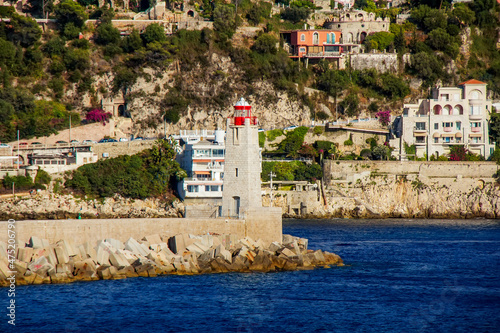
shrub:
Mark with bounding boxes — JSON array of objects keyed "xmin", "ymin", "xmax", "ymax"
[
  {"xmin": 86, "ymin": 108, "xmax": 112, "ymax": 124},
  {"xmin": 449, "ymin": 145, "xmax": 467, "ymax": 161},
  {"xmin": 266, "ymin": 129, "xmax": 284, "ymax": 142},
  {"xmin": 375, "ymin": 110, "xmax": 391, "ymax": 126},
  {"xmin": 2, "ymin": 174, "xmax": 34, "ymax": 191},
  {"xmin": 344, "ymin": 134, "xmax": 353, "ymax": 146},
  {"xmin": 259, "ymin": 131, "xmax": 266, "ymax": 148},
  {"xmin": 313, "ymin": 126, "xmax": 324, "ymax": 135}
]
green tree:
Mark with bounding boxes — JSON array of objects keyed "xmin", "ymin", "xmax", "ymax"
[
  {"xmin": 0, "ymin": 99, "xmax": 16, "ymax": 142},
  {"xmin": 122, "ymin": 29, "xmax": 143, "ymax": 53},
  {"xmin": 410, "ymin": 51, "xmax": 443, "ymax": 87},
  {"xmin": 142, "ymin": 23, "xmax": 166, "ymax": 44},
  {"xmin": 24, "ymin": 0, "xmax": 54, "ymax": 19},
  {"xmin": 365, "ymin": 31, "xmax": 395, "ymax": 51},
  {"xmin": 340, "ymin": 93, "xmax": 359, "ymax": 117},
  {"xmin": 54, "ymin": 0, "xmax": 88, "ymax": 34},
  {"xmin": 281, "ymin": 6, "xmax": 310, "ymax": 23},
  {"xmin": 317, "ymin": 69, "xmax": 349, "ymax": 118},
  {"xmin": 95, "ymin": 23, "xmax": 121, "ymax": 45},
  {"xmin": 0, "ymin": 39, "xmax": 16, "ymax": 69},
  {"xmin": 5, "ymin": 14, "xmax": 42, "ymax": 48},
  {"xmin": 214, "ymin": 4, "xmax": 236, "ymax": 40},
  {"xmin": 252, "ymin": 33, "xmax": 278, "ymax": 54},
  {"xmin": 452, "ymin": 3, "xmax": 475, "ymax": 26},
  {"xmin": 489, "ymin": 112, "xmax": 500, "ymax": 147}
]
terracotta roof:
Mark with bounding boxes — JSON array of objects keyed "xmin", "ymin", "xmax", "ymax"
[{"xmin": 459, "ymin": 79, "xmax": 487, "ymax": 85}]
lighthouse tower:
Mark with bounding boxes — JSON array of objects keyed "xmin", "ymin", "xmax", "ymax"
[{"xmin": 221, "ymin": 98, "xmax": 262, "ymax": 218}]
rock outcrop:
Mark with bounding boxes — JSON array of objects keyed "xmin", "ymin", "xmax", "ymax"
[{"xmin": 0, "ymin": 233, "xmax": 343, "ymax": 287}]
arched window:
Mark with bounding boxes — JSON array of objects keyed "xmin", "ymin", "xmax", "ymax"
[
  {"xmin": 313, "ymin": 32, "xmax": 319, "ymax": 45},
  {"xmin": 469, "ymin": 89, "xmax": 481, "ymax": 100},
  {"xmin": 300, "ymin": 34, "xmax": 305, "ymax": 42},
  {"xmin": 433, "ymin": 105, "xmax": 442, "ymax": 115},
  {"xmin": 443, "ymin": 105, "xmax": 452, "ymax": 116},
  {"xmin": 453, "ymin": 105, "xmax": 463, "ymax": 115}
]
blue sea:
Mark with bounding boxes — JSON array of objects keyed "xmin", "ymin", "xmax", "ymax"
[{"xmin": 3, "ymin": 219, "xmax": 500, "ymax": 332}]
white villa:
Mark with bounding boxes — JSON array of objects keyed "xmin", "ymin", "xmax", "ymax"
[
  {"xmin": 176, "ymin": 130, "xmax": 225, "ymax": 202},
  {"xmin": 393, "ymin": 79, "xmax": 496, "ymax": 159}
]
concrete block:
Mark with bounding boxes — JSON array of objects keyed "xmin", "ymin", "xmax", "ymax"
[
  {"xmin": 199, "ymin": 249, "xmax": 215, "ymax": 263},
  {"xmin": 201, "ymin": 235, "xmax": 214, "ymax": 248},
  {"xmin": 95, "ymin": 243, "xmax": 113, "ymax": 265},
  {"xmin": 168, "ymin": 234, "xmax": 185, "ymax": 254},
  {"xmin": 219, "ymin": 248, "xmax": 232, "ymax": 263},
  {"xmin": 44, "ymin": 247, "xmax": 58, "ymax": 266},
  {"xmin": 54, "ymin": 246, "xmax": 70, "ymax": 264},
  {"xmin": 280, "ymin": 248, "xmax": 296, "ymax": 258},
  {"xmin": 56, "ymin": 240, "xmax": 78, "ymax": 257},
  {"xmin": 28, "ymin": 256, "xmax": 49, "ymax": 272},
  {"xmin": 31, "ymin": 248, "xmax": 47, "ymax": 261},
  {"xmin": 146, "ymin": 251, "xmax": 170, "ymax": 266},
  {"xmin": 269, "ymin": 242, "xmax": 283, "ymax": 253},
  {"xmin": 14, "ymin": 261, "xmax": 28, "ymax": 275},
  {"xmin": 212, "ymin": 236, "xmax": 222, "ymax": 248},
  {"xmin": 160, "ymin": 247, "xmax": 175, "ymax": 260},
  {"xmin": 0, "ymin": 258, "xmax": 10, "ymax": 280},
  {"xmin": 125, "ymin": 238, "xmax": 149, "ymax": 257},
  {"xmin": 105, "ymin": 238, "xmax": 125, "ymax": 250},
  {"xmin": 16, "ymin": 247, "xmax": 33, "ymax": 263},
  {"xmin": 149, "ymin": 244, "xmax": 161, "ymax": 252},
  {"xmin": 28, "ymin": 236, "xmax": 44, "ymax": 249},
  {"xmin": 97, "ymin": 266, "xmax": 112, "ymax": 280},
  {"xmin": 186, "ymin": 242, "xmax": 209, "ymax": 256},
  {"xmin": 109, "ymin": 251, "xmax": 131, "ymax": 269},
  {"xmin": 83, "ymin": 242, "xmax": 97, "ymax": 260},
  {"xmin": 143, "ymin": 234, "xmax": 162, "ymax": 245},
  {"xmin": 117, "ymin": 249, "xmax": 138, "ymax": 263},
  {"xmin": 282, "ymin": 234, "xmax": 294, "ymax": 245}
]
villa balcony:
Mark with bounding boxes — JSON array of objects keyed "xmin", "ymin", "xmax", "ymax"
[
  {"xmin": 469, "ymin": 114, "xmax": 483, "ymax": 120},
  {"xmin": 305, "ymin": 52, "xmax": 341, "ymax": 58},
  {"xmin": 471, "ymin": 127, "xmax": 481, "ymax": 133},
  {"xmin": 443, "ymin": 127, "xmax": 452, "ymax": 132}
]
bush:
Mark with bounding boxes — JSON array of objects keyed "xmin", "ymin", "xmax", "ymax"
[
  {"xmin": 313, "ymin": 126, "xmax": 324, "ymax": 135},
  {"xmin": 360, "ymin": 148, "xmax": 372, "ymax": 159},
  {"xmin": 65, "ymin": 140, "xmax": 184, "ymax": 198},
  {"xmin": 35, "ymin": 168, "xmax": 51, "ymax": 185},
  {"xmin": 344, "ymin": 134, "xmax": 353, "ymax": 146},
  {"xmin": 261, "ymin": 161, "xmax": 322, "ymax": 182},
  {"xmin": 266, "ymin": 129, "xmax": 284, "ymax": 142},
  {"xmin": 86, "ymin": 108, "xmax": 112, "ymax": 124},
  {"xmin": 2, "ymin": 174, "xmax": 34, "ymax": 191},
  {"xmin": 281, "ymin": 7, "xmax": 310, "ymax": 23},
  {"xmin": 275, "ymin": 126, "xmax": 309, "ymax": 157}
]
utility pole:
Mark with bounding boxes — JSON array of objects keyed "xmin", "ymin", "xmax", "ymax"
[{"xmin": 269, "ymin": 171, "xmax": 276, "ymax": 207}]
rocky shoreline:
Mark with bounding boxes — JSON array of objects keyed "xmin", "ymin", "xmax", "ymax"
[{"xmin": 0, "ymin": 233, "xmax": 343, "ymax": 287}]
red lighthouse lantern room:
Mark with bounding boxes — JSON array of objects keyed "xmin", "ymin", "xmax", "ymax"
[{"xmin": 232, "ymin": 97, "xmax": 257, "ymax": 126}]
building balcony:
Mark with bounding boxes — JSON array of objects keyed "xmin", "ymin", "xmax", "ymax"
[
  {"xmin": 471, "ymin": 127, "xmax": 481, "ymax": 133},
  {"xmin": 306, "ymin": 51, "xmax": 341, "ymax": 57},
  {"xmin": 443, "ymin": 127, "xmax": 452, "ymax": 132}
]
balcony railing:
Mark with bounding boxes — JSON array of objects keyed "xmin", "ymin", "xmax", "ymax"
[
  {"xmin": 471, "ymin": 127, "xmax": 481, "ymax": 133},
  {"xmin": 306, "ymin": 52, "xmax": 341, "ymax": 57},
  {"xmin": 443, "ymin": 127, "xmax": 452, "ymax": 132}
]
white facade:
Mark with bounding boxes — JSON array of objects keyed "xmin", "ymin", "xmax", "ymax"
[
  {"xmin": 394, "ymin": 80, "xmax": 496, "ymax": 159},
  {"xmin": 176, "ymin": 132, "xmax": 225, "ymax": 200}
]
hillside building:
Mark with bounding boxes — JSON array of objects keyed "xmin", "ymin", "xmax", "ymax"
[
  {"xmin": 393, "ymin": 80, "xmax": 496, "ymax": 160},
  {"xmin": 176, "ymin": 130, "xmax": 225, "ymax": 203}
]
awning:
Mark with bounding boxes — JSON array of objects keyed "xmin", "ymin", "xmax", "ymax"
[
  {"xmin": 194, "ymin": 171, "xmax": 211, "ymax": 175},
  {"xmin": 432, "ymin": 132, "xmax": 440, "ymax": 138},
  {"xmin": 455, "ymin": 132, "xmax": 463, "ymax": 138},
  {"xmin": 469, "ymin": 133, "xmax": 482, "ymax": 137},
  {"xmin": 193, "ymin": 159, "xmax": 211, "ymax": 163}
]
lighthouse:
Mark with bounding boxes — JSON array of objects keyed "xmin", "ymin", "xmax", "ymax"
[{"xmin": 221, "ymin": 97, "xmax": 262, "ymax": 218}]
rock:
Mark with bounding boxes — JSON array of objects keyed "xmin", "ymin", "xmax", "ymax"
[
  {"xmin": 97, "ymin": 266, "xmax": 112, "ymax": 280},
  {"xmin": 209, "ymin": 257, "xmax": 231, "ymax": 273},
  {"xmin": 268, "ymin": 241, "xmax": 283, "ymax": 253},
  {"xmin": 279, "ymin": 248, "xmax": 296, "ymax": 258},
  {"xmin": 55, "ymin": 240, "xmax": 78, "ymax": 257},
  {"xmin": 28, "ymin": 256, "xmax": 49, "ymax": 272}
]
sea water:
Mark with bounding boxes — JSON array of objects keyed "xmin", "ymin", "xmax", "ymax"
[{"xmin": 3, "ymin": 219, "xmax": 499, "ymax": 332}]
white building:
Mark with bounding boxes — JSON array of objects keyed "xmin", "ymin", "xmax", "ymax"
[
  {"xmin": 393, "ymin": 80, "xmax": 496, "ymax": 159},
  {"xmin": 176, "ymin": 130, "xmax": 226, "ymax": 202}
]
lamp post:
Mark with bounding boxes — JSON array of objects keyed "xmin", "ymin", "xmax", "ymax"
[{"xmin": 269, "ymin": 171, "xmax": 276, "ymax": 207}]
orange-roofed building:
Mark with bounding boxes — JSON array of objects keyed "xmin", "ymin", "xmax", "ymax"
[{"xmin": 281, "ymin": 29, "xmax": 344, "ymax": 67}]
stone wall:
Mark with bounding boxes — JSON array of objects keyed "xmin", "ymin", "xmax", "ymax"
[
  {"xmin": 91, "ymin": 140, "xmax": 156, "ymax": 159},
  {"xmin": 349, "ymin": 53, "xmax": 411, "ymax": 73},
  {"xmin": 0, "ymin": 209, "xmax": 282, "ymax": 247}
]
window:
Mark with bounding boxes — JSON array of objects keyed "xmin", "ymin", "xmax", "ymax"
[
  {"xmin": 326, "ymin": 33, "xmax": 330, "ymax": 43},
  {"xmin": 443, "ymin": 137, "xmax": 451, "ymax": 143},
  {"xmin": 434, "ymin": 123, "xmax": 439, "ymax": 130},
  {"xmin": 456, "ymin": 137, "xmax": 461, "ymax": 143},
  {"xmin": 300, "ymin": 34, "xmax": 305, "ymax": 42},
  {"xmin": 470, "ymin": 105, "xmax": 481, "ymax": 115},
  {"xmin": 456, "ymin": 122, "xmax": 461, "ymax": 130},
  {"xmin": 313, "ymin": 32, "xmax": 319, "ymax": 45},
  {"xmin": 471, "ymin": 137, "xmax": 481, "ymax": 143},
  {"xmin": 194, "ymin": 149, "xmax": 211, "ymax": 157},
  {"xmin": 211, "ymin": 185, "xmax": 219, "ymax": 191},
  {"xmin": 434, "ymin": 137, "xmax": 439, "ymax": 143},
  {"xmin": 299, "ymin": 47, "xmax": 306, "ymax": 53},
  {"xmin": 470, "ymin": 122, "xmax": 481, "ymax": 128},
  {"xmin": 416, "ymin": 136, "xmax": 425, "ymax": 143},
  {"xmin": 415, "ymin": 122, "xmax": 426, "ymax": 130},
  {"xmin": 187, "ymin": 185, "xmax": 199, "ymax": 193},
  {"xmin": 331, "ymin": 33, "xmax": 335, "ymax": 43},
  {"xmin": 83, "ymin": 157, "xmax": 87, "ymax": 163},
  {"xmin": 196, "ymin": 174, "xmax": 210, "ymax": 180},
  {"xmin": 442, "ymin": 122, "xmax": 452, "ymax": 128},
  {"xmin": 212, "ymin": 149, "xmax": 224, "ymax": 157}
]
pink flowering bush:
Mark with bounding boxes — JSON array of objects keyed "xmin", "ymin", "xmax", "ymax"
[
  {"xmin": 86, "ymin": 109, "xmax": 112, "ymax": 124},
  {"xmin": 375, "ymin": 110, "xmax": 391, "ymax": 127}
]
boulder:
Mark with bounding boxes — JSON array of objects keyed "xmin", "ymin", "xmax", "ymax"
[
  {"xmin": 125, "ymin": 238, "xmax": 149, "ymax": 257},
  {"xmin": 209, "ymin": 257, "xmax": 231, "ymax": 273}
]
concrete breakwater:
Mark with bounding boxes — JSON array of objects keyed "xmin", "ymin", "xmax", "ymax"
[{"xmin": 0, "ymin": 233, "xmax": 343, "ymax": 287}]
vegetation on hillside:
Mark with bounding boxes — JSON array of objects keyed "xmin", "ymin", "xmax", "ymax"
[{"xmin": 64, "ymin": 140, "xmax": 186, "ymax": 198}]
